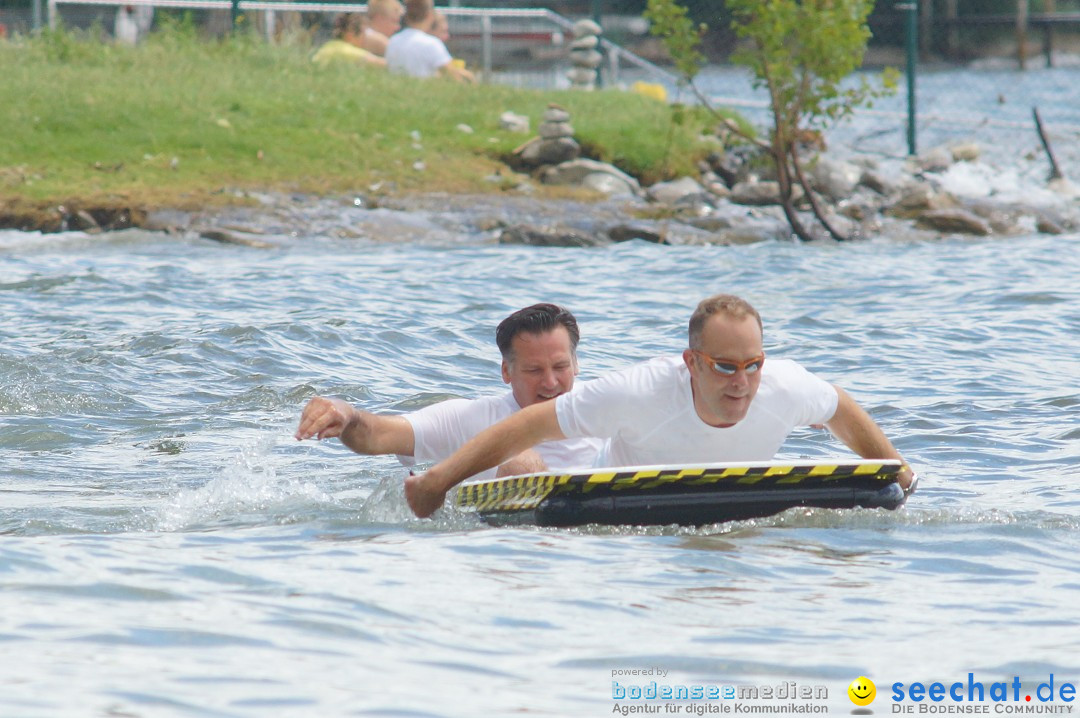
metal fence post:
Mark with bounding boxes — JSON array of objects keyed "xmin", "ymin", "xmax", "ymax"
[
  {"xmin": 900, "ymin": 0, "xmax": 918, "ymax": 156},
  {"xmin": 32, "ymin": 0, "xmax": 43, "ymax": 30},
  {"xmin": 481, "ymin": 14, "xmax": 492, "ymax": 83}
]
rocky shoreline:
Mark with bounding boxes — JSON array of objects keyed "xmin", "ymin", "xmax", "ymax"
[{"xmin": 4, "ymin": 117, "xmax": 1078, "ymax": 245}]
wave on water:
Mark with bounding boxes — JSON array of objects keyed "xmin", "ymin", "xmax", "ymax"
[
  {"xmin": 542, "ymin": 503, "xmax": 1080, "ymax": 538},
  {"xmin": 150, "ymin": 436, "xmax": 339, "ymax": 532}
]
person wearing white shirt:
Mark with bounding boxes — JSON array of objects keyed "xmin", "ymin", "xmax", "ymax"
[
  {"xmin": 295, "ymin": 304, "xmax": 601, "ymax": 479},
  {"xmin": 385, "ymin": 0, "xmax": 474, "ymax": 82},
  {"xmin": 405, "ymin": 294, "xmax": 916, "ymax": 517}
]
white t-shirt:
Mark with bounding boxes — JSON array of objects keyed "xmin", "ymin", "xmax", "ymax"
[
  {"xmin": 385, "ymin": 27, "xmax": 452, "ymax": 78},
  {"xmin": 400, "ymin": 391, "xmax": 603, "ymax": 480},
  {"xmin": 555, "ymin": 355, "xmax": 839, "ymax": 467}
]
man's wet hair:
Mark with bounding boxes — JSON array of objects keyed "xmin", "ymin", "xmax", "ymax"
[
  {"xmin": 496, "ymin": 304, "xmax": 580, "ymax": 361},
  {"xmin": 688, "ymin": 294, "xmax": 763, "ymax": 350}
]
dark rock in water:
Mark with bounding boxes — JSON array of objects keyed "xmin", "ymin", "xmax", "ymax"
[
  {"xmin": 499, "ymin": 224, "xmax": 608, "ymax": 248},
  {"xmin": 730, "ymin": 181, "xmax": 802, "ymax": 206},
  {"xmin": 199, "ymin": 228, "xmax": 278, "ymax": 249},
  {"xmin": 1036, "ymin": 214, "xmax": 1066, "ymax": 235},
  {"xmin": 68, "ymin": 210, "xmax": 101, "ymax": 233},
  {"xmin": 88, "ymin": 207, "xmax": 144, "ymax": 231},
  {"xmin": 681, "ymin": 215, "xmax": 735, "ymax": 233},
  {"xmin": 606, "ymin": 224, "xmax": 666, "ymax": 244},
  {"xmin": 916, "ymin": 209, "xmax": 991, "ymax": 236},
  {"xmin": 859, "ymin": 169, "xmax": 896, "ymax": 196},
  {"xmin": 888, "ymin": 183, "xmax": 955, "ymax": 218},
  {"xmin": 962, "ymin": 200, "xmax": 1019, "ymax": 235}
]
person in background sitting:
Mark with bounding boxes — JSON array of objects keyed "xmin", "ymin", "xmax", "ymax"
[
  {"xmin": 312, "ymin": 13, "xmax": 386, "ymax": 68},
  {"xmin": 429, "ymin": 10, "xmax": 449, "ymax": 43},
  {"xmin": 428, "ymin": 10, "xmax": 469, "ymax": 74},
  {"xmin": 385, "ymin": 0, "xmax": 474, "ymax": 83},
  {"xmin": 361, "ymin": 0, "xmax": 404, "ymax": 57}
]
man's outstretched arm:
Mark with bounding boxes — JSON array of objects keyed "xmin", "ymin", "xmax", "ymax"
[
  {"xmin": 295, "ymin": 397, "xmax": 415, "ymax": 456},
  {"xmin": 404, "ymin": 400, "xmax": 566, "ymax": 518},
  {"xmin": 825, "ymin": 386, "xmax": 915, "ymax": 491}
]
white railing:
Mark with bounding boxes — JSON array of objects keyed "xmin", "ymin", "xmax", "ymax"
[{"xmin": 40, "ymin": 0, "xmax": 677, "ymax": 89}]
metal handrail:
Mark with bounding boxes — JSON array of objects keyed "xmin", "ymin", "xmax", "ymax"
[{"xmin": 43, "ymin": 0, "xmax": 677, "ymax": 87}]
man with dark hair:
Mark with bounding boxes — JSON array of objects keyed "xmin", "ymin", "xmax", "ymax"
[
  {"xmin": 495, "ymin": 303, "xmax": 579, "ymax": 407},
  {"xmin": 295, "ymin": 303, "xmax": 600, "ymax": 478},
  {"xmin": 384, "ymin": 0, "xmax": 474, "ymax": 82},
  {"xmin": 404, "ymin": 293, "xmax": 916, "ymax": 518}
]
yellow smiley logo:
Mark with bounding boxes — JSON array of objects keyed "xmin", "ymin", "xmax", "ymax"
[{"xmin": 848, "ymin": 676, "xmax": 876, "ymax": 706}]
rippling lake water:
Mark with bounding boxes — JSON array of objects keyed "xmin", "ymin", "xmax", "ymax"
[{"xmin": 1, "ymin": 205, "xmax": 1079, "ymax": 716}]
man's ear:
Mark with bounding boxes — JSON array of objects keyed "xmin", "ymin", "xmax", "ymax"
[
  {"xmin": 681, "ymin": 348, "xmax": 696, "ymax": 373},
  {"xmin": 501, "ymin": 359, "xmax": 511, "ymax": 384}
]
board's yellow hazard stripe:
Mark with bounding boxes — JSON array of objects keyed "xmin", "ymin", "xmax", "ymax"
[{"xmin": 454, "ymin": 462, "xmax": 900, "ymax": 513}]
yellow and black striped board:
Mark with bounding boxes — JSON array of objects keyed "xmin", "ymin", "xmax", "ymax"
[{"xmin": 454, "ymin": 459, "xmax": 907, "ymax": 527}]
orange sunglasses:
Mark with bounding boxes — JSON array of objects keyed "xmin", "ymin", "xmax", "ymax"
[{"xmin": 691, "ymin": 350, "xmax": 765, "ymax": 376}]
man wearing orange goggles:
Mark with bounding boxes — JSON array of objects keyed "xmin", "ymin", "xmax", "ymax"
[{"xmin": 405, "ymin": 293, "xmax": 915, "ymax": 518}]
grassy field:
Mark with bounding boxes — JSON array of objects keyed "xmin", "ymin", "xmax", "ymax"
[{"xmin": 0, "ymin": 22, "xmax": 719, "ymax": 214}]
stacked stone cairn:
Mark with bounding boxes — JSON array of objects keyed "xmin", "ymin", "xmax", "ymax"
[
  {"xmin": 534, "ymin": 103, "xmax": 580, "ymax": 165},
  {"xmin": 567, "ymin": 19, "xmax": 602, "ymax": 90}
]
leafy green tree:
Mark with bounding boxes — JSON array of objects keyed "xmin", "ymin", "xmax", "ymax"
[{"xmin": 645, "ymin": 0, "xmax": 896, "ymax": 241}]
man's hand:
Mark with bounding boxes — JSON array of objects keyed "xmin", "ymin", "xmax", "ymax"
[
  {"xmin": 405, "ymin": 471, "xmax": 448, "ymax": 518},
  {"xmin": 295, "ymin": 397, "xmax": 358, "ymax": 441},
  {"xmin": 897, "ymin": 465, "xmax": 917, "ymax": 493}
]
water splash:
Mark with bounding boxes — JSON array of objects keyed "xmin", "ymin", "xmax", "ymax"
[{"xmin": 152, "ymin": 435, "xmax": 336, "ymax": 532}]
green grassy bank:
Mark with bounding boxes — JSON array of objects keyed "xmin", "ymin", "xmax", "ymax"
[{"xmin": 0, "ymin": 23, "xmax": 716, "ymax": 216}]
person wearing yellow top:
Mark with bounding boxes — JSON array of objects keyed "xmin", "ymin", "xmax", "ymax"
[{"xmin": 312, "ymin": 13, "xmax": 386, "ymax": 68}]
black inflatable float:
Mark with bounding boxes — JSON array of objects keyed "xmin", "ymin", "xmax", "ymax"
[{"xmin": 454, "ymin": 459, "xmax": 907, "ymax": 527}]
